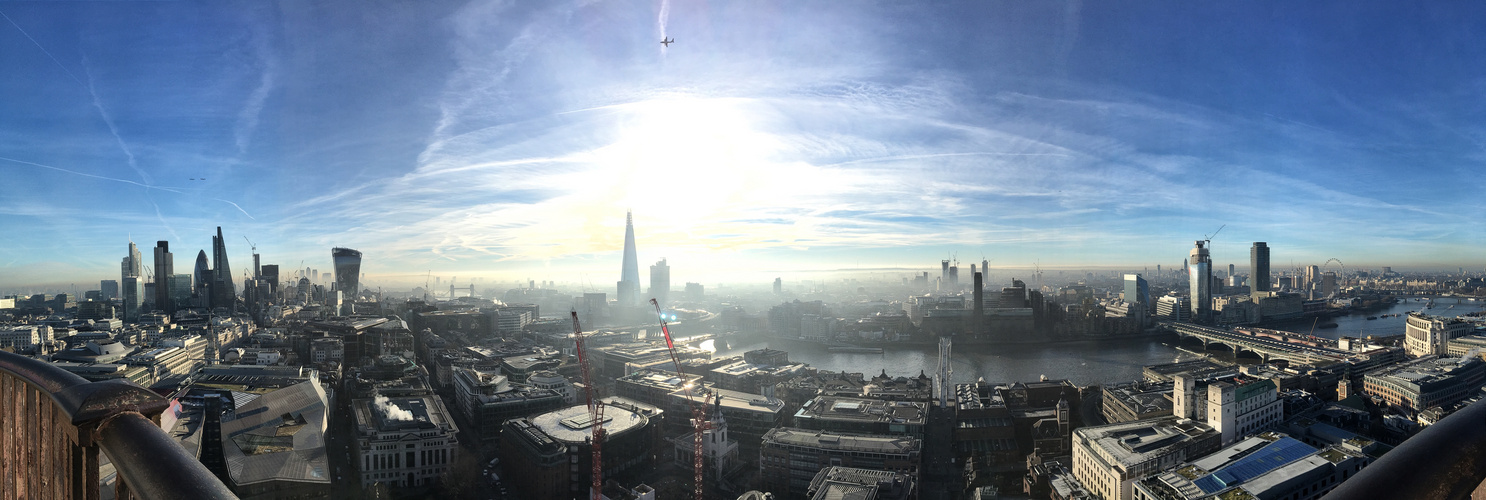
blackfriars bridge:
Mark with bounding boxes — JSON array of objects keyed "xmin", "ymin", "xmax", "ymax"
[{"xmin": 1161, "ymin": 321, "xmax": 1353, "ymax": 365}]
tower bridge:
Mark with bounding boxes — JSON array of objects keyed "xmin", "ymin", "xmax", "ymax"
[{"xmin": 1161, "ymin": 321, "xmax": 1352, "ymax": 365}]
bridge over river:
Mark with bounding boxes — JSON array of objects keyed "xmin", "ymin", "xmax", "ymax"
[{"xmin": 1161, "ymin": 321, "xmax": 1354, "ymax": 365}]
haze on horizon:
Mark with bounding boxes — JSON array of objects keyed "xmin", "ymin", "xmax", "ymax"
[{"xmin": 2, "ymin": 1, "xmax": 1485, "ymax": 292}]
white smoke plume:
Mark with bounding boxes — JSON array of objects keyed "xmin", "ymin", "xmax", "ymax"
[{"xmin": 373, "ymin": 394, "xmax": 415, "ymax": 421}]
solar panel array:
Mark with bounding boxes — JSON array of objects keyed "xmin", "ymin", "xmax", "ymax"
[{"xmin": 1193, "ymin": 437, "xmax": 1316, "ymax": 494}]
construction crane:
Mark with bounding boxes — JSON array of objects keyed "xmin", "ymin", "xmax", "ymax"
[
  {"xmin": 651, "ymin": 298, "xmax": 711, "ymax": 500},
  {"xmin": 570, "ymin": 311, "xmax": 605, "ymax": 500},
  {"xmin": 423, "ymin": 270, "xmax": 432, "ymax": 302}
]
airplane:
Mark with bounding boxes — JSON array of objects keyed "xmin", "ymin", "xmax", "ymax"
[{"xmin": 660, "ymin": 37, "xmax": 674, "ymax": 47}]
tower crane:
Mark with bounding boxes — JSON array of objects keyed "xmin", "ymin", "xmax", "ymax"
[
  {"xmin": 570, "ymin": 311, "xmax": 605, "ymax": 500},
  {"xmin": 651, "ymin": 298, "xmax": 712, "ymax": 500},
  {"xmin": 423, "ymin": 270, "xmax": 432, "ymax": 302}
]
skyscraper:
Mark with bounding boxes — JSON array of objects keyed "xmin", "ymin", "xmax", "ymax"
[
  {"xmin": 649, "ymin": 258, "xmax": 670, "ymax": 305},
  {"xmin": 194, "ymin": 250, "xmax": 212, "ymax": 302},
  {"xmin": 122, "ymin": 276, "xmax": 143, "ymax": 322},
  {"xmin": 153, "ymin": 241, "xmax": 173, "ymax": 314},
  {"xmin": 169, "ymin": 274, "xmax": 194, "ymax": 310},
  {"xmin": 1124, "ymin": 274, "xmax": 1150, "ymax": 310},
  {"xmin": 121, "ymin": 240, "xmax": 143, "ymax": 319},
  {"xmin": 1189, "ymin": 241, "xmax": 1211, "ymax": 323},
  {"xmin": 1250, "ymin": 242, "xmax": 1270, "ymax": 295},
  {"xmin": 940, "ymin": 260, "xmax": 950, "ymax": 290},
  {"xmin": 121, "ymin": 240, "xmax": 142, "ymax": 284},
  {"xmin": 100, "ymin": 279, "xmax": 119, "ymax": 300},
  {"xmin": 332, "ymin": 247, "xmax": 362, "ymax": 314},
  {"xmin": 773, "ymin": 277, "xmax": 782, "ymax": 295},
  {"xmin": 617, "ymin": 211, "xmax": 641, "ymax": 306},
  {"xmin": 211, "ymin": 227, "xmax": 236, "ymax": 311}
]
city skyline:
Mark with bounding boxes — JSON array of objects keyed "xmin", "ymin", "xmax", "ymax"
[{"xmin": 3, "ymin": 2, "xmax": 1486, "ymax": 289}]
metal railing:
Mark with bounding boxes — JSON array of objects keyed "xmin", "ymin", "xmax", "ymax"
[
  {"xmin": 0, "ymin": 350, "xmax": 237, "ymax": 500},
  {"xmin": 1322, "ymin": 396, "xmax": 1486, "ymax": 500}
]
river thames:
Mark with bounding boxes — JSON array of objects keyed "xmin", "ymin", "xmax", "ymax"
[{"xmin": 703, "ymin": 297, "xmax": 1485, "ymax": 387}]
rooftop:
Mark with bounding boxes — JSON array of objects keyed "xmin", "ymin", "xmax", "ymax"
[
  {"xmin": 797, "ymin": 396, "xmax": 926, "ymax": 426},
  {"xmin": 219, "ymin": 380, "xmax": 331, "ymax": 487},
  {"xmin": 1367, "ymin": 355, "xmax": 1482, "ymax": 387},
  {"xmin": 527, "ymin": 396, "xmax": 661, "ymax": 444},
  {"xmin": 1075, "ymin": 416, "xmax": 1218, "ymax": 467},
  {"xmin": 762, "ymin": 427, "xmax": 921, "ymax": 455},
  {"xmin": 353, "ymin": 395, "xmax": 454, "ymax": 433}
]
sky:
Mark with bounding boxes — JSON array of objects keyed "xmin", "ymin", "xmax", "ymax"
[{"xmin": 2, "ymin": 1, "xmax": 1485, "ymax": 292}]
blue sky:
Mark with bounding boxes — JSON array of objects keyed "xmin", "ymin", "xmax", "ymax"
[{"xmin": 2, "ymin": 1, "xmax": 1484, "ymax": 290}]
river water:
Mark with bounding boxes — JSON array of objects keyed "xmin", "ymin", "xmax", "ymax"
[{"xmin": 701, "ymin": 297, "xmax": 1485, "ymax": 387}]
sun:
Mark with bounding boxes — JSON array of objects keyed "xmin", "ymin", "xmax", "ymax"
[{"xmin": 497, "ymin": 96, "xmax": 838, "ymax": 261}]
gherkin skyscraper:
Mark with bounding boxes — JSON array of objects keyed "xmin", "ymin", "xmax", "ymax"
[{"xmin": 617, "ymin": 211, "xmax": 641, "ymax": 306}]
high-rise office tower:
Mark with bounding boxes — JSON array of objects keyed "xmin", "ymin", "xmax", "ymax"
[
  {"xmin": 153, "ymin": 241, "xmax": 173, "ymax": 314},
  {"xmin": 1228, "ymin": 264, "xmax": 1235, "ymax": 278},
  {"xmin": 972, "ymin": 272, "xmax": 984, "ymax": 333},
  {"xmin": 1189, "ymin": 241, "xmax": 1212, "ymax": 323},
  {"xmin": 211, "ymin": 227, "xmax": 236, "ymax": 311},
  {"xmin": 122, "ymin": 276, "xmax": 143, "ymax": 322},
  {"xmin": 261, "ymin": 265, "xmax": 279, "ymax": 295},
  {"xmin": 332, "ymin": 247, "xmax": 362, "ymax": 314},
  {"xmin": 1124, "ymin": 274, "xmax": 1150, "ymax": 309},
  {"xmin": 1250, "ymin": 242, "xmax": 1270, "ymax": 294},
  {"xmin": 194, "ymin": 250, "xmax": 212, "ymax": 301},
  {"xmin": 649, "ymin": 258, "xmax": 670, "ymax": 305},
  {"xmin": 121, "ymin": 241, "xmax": 142, "ymax": 284},
  {"xmin": 617, "ymin": 211, "xmax": 641, "ymax": 306},
  {"xmin": 773, "ymin": 277, "xmax": 782, "ymax": 295},
  {"xmin": 982, "ymin": 259, "xmax": 989, "ymax": 278},
  {"xmin": 940, "ymin": 260, "xmax": 950, "ymax": 290},
  {"xmin": 169, "ymin": 274, "xmax": 194, "ymax": 310},
  {"xmin": 100, "ymin": 280, "xmax": 119, "ymax": 300}
]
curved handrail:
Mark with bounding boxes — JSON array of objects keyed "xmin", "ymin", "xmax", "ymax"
[
  {"xmin": 1321, "ymin": 397, "xmax": 1486, "ymax": 500},
  {"xmin": 0, "ymin": 350, "xmax": 237, "ymax": 499}
]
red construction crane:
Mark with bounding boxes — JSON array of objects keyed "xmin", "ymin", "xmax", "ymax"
[
  {"xmin": 651, "ymin": 298, "xmax": 712, "ymax": 500},
  {"xmin": 571, "ymin": 311, "xmax": 605, "ymax": 500}
]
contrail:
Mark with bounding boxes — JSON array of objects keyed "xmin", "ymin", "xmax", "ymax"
[
  {"xmin": 214, "ymin": 198, "xmax": 257, "ymax": 220},
  {"xmin": 83, "ymin": 60, "xmax": 153, "ymax": 186},
  {"xmin": 3, "ymin": 9, "xmax": 158, "ymax": 191},
  {"xmin": 658, "ymin": 0, "xmax": 670, "ymax": 45},
  {"xmin": 0, "ymin": 156, "xmax": 183, "ymax": 193},
  {"xmin": 0, "ymin": 8, "xmax": 86, "ymax": 87}
]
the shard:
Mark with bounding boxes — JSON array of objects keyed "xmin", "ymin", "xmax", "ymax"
[{"xmin": 617, "ymin": 211, "xmax": 641, "ymax": 306}]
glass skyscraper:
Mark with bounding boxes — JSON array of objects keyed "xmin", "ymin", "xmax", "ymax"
[
  {"xmin": 332, "ymin": 247, "xmax": 362, "ymax": 314},
  {"xmin": 617, "ymin": 211, "xmax": 641, "ymax": 306},
  {"xmin": 649, "ymin": 258, "xmax": 670, "ymax": 306},
  {"xmin": 1123, "ymin": 274, "xmax": 1149, "ymax": 310},
  {"xmin": 211, "ymin": 226, "xmax": 236, "ymax": 311},
  {"xmin": 153, "ymin": 241, "xmax": 173, "ymax": 314},
  {"xmin": 1189, "ymin": 241, "xmax": 1212, "ymax": 323},
  {"xmin": 1250, "ymin": 242, "xmax": 1270, "ymax": 294}
]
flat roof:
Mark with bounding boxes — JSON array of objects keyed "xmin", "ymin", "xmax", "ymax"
[
  {"xmin": 1075, "ymin": 416, "xmax": 1218, "ymax": 467},
  {"xmin": 797, "ymin": 396, "xmax": 926, "ymax": 425},
  {"xmin": 763, "ymin": 427, "xmax": 920, "ymax": 455},
  {"xmin": 527, "ymin": 397, "xmax": 661, "ymax": 445},
  {"xmin": 1368, "ymin": 355, "xmax": 1481, "ymax": 387}
]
